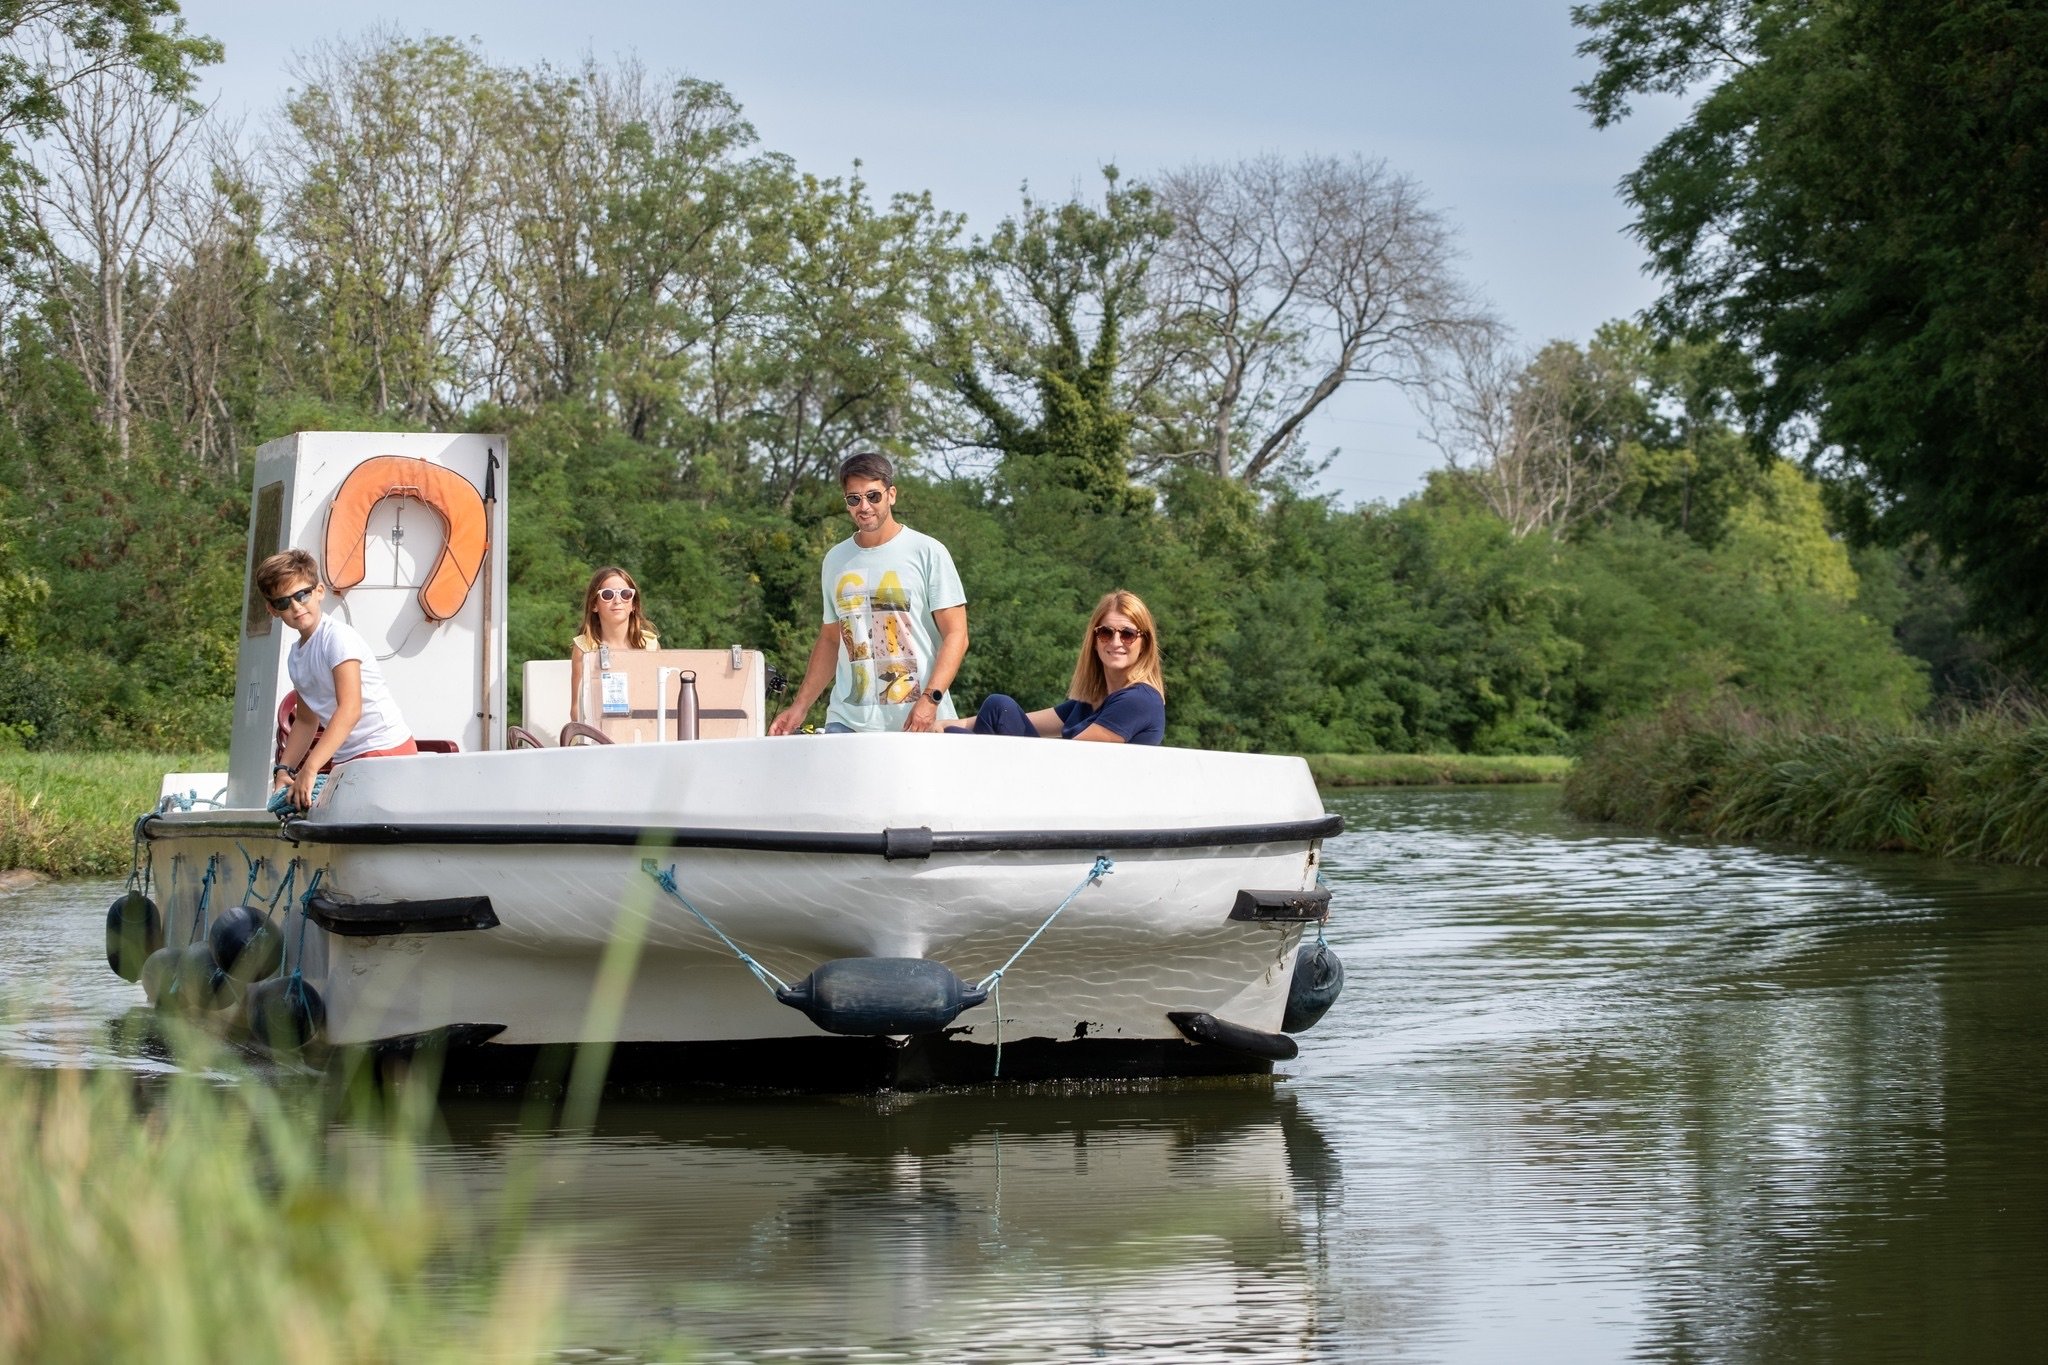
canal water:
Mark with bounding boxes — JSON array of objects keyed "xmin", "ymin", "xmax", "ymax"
[{"xmin": 6, "ymin": 785, "xmax": 2048, "ymax": 1362}]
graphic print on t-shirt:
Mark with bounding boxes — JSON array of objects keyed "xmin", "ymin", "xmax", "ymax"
[{"xmin": 835, "ymin": 568, "xmax": 922, "ymax": 705}]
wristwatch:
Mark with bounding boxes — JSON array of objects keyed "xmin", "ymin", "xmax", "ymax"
[{"xmin": 924, "ymin": 687, "xmax": 945, "ymax": 704}]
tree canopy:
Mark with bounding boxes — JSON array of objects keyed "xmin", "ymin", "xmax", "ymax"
[
  {"xmin": 1573, "ymin": 0, "xmax": 2048, "ymax": 665},
  {"xmin": 0, "ymin": 0, "xmax": 218, "ymax": 279},
  {"xmin": 0, "ymin": 31, "xmax": 1954, "ymax": 753}
]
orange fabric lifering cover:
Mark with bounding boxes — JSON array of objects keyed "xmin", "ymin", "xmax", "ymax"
[{"xmin": 323, "ymin": 456, "xmax": 488, "ymax": 622}]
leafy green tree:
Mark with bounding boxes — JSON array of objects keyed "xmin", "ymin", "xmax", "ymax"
[
  {"xmin": 941, "ymin": 167, "xmax": 1170, "ymax": 512},
  {"xmin": 735, "ymin": 169, "xmax": 962, "ymax": 508},
  {"xmin": 1575, "ymin": 0, "xmax": 2048, "ymax": 667},
  {"xmin": 1558, "ymin": 468, "xmax": 1929, "ymax": 731},
  {"xmin": 273, "ymin": 33, "xmax": 511, "ymax": 422}
]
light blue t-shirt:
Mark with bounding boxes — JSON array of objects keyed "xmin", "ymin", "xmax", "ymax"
[{"xmin": 819, "ymin": 526, "xmax": 966, "ymax": 731}]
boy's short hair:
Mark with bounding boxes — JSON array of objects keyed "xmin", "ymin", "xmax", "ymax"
[
  {"xmin": 839, "ymin": 451, "xmax": 895, "ymax": 488},
  {"xmin": 255, "ymin": 548, "xmax": 321, "ymax": 598}
]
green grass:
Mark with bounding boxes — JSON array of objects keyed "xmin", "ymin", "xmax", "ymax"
[
  {"xmin": 0, "ymin": 1038, "xmax": 567, "ymax": 1363},
  {"xmin": 1305, "ymin": 753, "xmax": 1572, "ymax": 788},
  {"xmin": 1562, "ymin": 697, "xmax": 2048, "ymax": 863},
  {"xmin": 0, "ymin": 751, "xmax": 226, "ymax": 878}
]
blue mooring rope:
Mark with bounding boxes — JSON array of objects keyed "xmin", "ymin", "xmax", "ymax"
[
  {"xmin": 636, "ymin": 853, "xmax": 1116, "ymax": 1080},
  {"xmin": 188, "ymin": 855, "xmax": 218, "ymax": 943},
  {"xmin": 641, "ymin": 859, "xmax": 789, "ymax": 992},
  {"xmin": 981, "ymin": 855, "xmax": 1114, "ymax": 1077},
  {"xmin": 288, "ymin": 867, "xmax": 326, "ymax": 986},
  {"xmin": 265, "ymin": 859, "xmax": 299, "ymax": 923}
]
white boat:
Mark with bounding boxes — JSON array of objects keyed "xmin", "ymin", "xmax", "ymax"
[{"xmin": 119, "ymin": 431, "xmax": 1344, "ymax": 1089}]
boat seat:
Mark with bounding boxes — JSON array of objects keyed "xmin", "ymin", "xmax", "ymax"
[
  {"xmin": 523, "ymin": 649, "xmax": 768, "ymax": 744},
  {"xmin": 520, "ymin": 660, "xmax": 570, "ymax": 745}
]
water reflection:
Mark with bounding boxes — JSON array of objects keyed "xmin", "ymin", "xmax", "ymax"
[
  {"xmin": 399, "ymin": 1087, "xmax": 1337, "ymax": 1361},
  {"xmin": 1302, "ymin": 787, "xmax": 2048, "ymax": 1363}
]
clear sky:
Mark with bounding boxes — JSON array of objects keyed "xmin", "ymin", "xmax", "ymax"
[{"xmin": 176, "ymin": 0, "xmax": 1679, "ymax": 506}]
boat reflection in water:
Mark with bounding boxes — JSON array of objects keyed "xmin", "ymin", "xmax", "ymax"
[{"xmin": 373, "ymin": 1085, "xmax": 1338, "ymax": 1359}]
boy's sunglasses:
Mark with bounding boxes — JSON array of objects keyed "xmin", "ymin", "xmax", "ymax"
[
  {"xmin": 843, "ymin": 490, "xmax": 886, "ymax": 507},
  {"xmin": 597, "ymin": 587, "xmax": 636, "ymax": 602},
  {"xmin": 1094, "ymin": 625, "xmax": 1144, "ymax": 643},
  {"xmin": 267, "ymin": 586, "xmax": 316, "ymax": 612}
]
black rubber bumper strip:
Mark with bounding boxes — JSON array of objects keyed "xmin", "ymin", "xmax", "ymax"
[
  {"xmin": 306, "ymin": 893, "xmax": 501, "ymax": 937},
  {"xmin": 278, "ymin": 813, "xmax": 1344, "ymax": 858},
  {"xmin": 1228, "ymin": 887, "xmax": 1333, "ymax": 922},
  {"xmin": 1167, "ymin": 1010, "xmax": 1300, "ymax": 1061}
]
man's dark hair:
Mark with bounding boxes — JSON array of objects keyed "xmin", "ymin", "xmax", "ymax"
[{"xmin": 839, "ymin": 452, "xmax": 895, "ymax": 487}]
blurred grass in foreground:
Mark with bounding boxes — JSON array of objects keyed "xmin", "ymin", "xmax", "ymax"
[
  {"xmin": 0, "ymin": 752, "xmax": 225, "ymax": 878},
  {"xmin": 0, "ymin": 1034, "xmax": 567, "ymax": 1363},
  {"xmin": 1563, "ymin": 697, "xmax": 2048, "ymax": 863},
  {"xmin": 1306, "ymin": 754, "xmax": 1572, "ymax": 788}
]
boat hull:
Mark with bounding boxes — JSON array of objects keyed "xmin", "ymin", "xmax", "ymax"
[{"xmin": 142, "ymin": 735, "xmax": 1337, "ymax": 1086}]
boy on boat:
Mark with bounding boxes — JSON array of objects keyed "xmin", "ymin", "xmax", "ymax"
[
  {"xmin": 256, "ymin": 548, "xmax": 417, "ymax": 811},
  {"xmin": 769, "ymin": 452, "xmax": 968, "ymax": 734}
]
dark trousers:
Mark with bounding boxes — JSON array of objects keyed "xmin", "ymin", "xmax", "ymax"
[{"xmin": 970, "ymin": 694, "xmax": 1037, "ymax": 736}]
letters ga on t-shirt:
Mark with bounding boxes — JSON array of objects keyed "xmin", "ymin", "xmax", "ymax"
[{"xmin": 818, "ymin": 527, "xmax": 964, "ymax": 729}]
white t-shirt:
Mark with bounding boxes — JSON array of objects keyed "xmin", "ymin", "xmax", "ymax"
[
  {"xmin": 818, "ymin": 525, "xmax": 966, "ymax": 732},
  {"xmin": 288, "ymin": 615, "xmax": 412, "ymax": 762}
]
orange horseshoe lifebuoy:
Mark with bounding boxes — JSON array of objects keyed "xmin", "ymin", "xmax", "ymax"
[{"xmin": 323, "ymin": 456, "xmax": 488, "ymax": 621}]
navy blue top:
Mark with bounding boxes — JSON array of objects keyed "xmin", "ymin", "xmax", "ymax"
[{"xmin": 1053, "ymin": 682, "xmax": 1166, "ymax": 745}]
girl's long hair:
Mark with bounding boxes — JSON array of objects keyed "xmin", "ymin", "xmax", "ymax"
[
  {"xmin": 579, "ymin": 566, "xmax": 656, "ymax": 649},
  {"xmin": 1068, "ymin": 588, "xmax": 1163, "ymax": 705}
]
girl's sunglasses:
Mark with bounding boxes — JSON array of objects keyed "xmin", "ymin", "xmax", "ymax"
[
  {"xmin": 597, "ymin": 587, "xmax": 636, "ymax": 602},
  {"xmin": 267, "ymin": 586, "xmax": 316, "ymax": 612},
  {"xmin": 1094, "ymin": 625, "xmax": 1144, "ymax": 644},
  {"xmin": 843, "ymin": 490, "xmax": 886, "ymax": 507}
]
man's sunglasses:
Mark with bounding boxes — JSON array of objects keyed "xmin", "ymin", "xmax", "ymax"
[
  {"xmin": 597, "ymin": 587, "xmax": 636, "ymax": 602},
  {"xmin": 1094, "ymin": 625, "xmax": 1144, "ymax": 643},
  {"xmin": 843, "ymin": 490, "xmax": 887, "ymax": 507},
  {"xmin": 267, "ymin": 586, "xmax": 316, "ymax": 612}
]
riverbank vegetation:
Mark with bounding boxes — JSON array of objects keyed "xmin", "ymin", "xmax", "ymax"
[
  {"xmin": 0, "ymin": 1049, "xmax": 564, "ymax": 1362},
  {"xmin": 0, "ymin": 751, "xmax": 224, "ymax": 878},
  {"xmin": 1562, "ymin": 700, "xmax": 2048, "ymax": 864},
  {"xmin": 1306, "ymin": 754, "xmax": 1571, "ymax": 788}
]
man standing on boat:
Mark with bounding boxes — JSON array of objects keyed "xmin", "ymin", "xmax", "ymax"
[{"xmin": 770, "ymin": 452, "xmax": 969, "ymax": 735}]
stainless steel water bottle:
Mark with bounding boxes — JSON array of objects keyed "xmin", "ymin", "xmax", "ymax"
[{"xmin": 677, "ymin": 670, "xmax": 700, "ymax": 741}]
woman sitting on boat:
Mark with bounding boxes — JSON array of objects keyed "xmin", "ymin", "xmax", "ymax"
[
  {"xmin": 950, "ymin": 589, "xmax": 1165, "ymax": 745},
  {"xmin": 570, "ymin": 566, "xmax": 659, "ymax": 722}
]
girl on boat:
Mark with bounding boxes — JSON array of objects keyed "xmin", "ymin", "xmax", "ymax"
[
  {"xmin": 571, "ymin": 566, "xmax": 659, "ymax": 722},
  {"xmin": 950, "ymin": 588, "xmax": 1166, "ymax": 744},
  {"xmin": 259, "ymin": 548, "xmax": 417, "ymax": 812}
]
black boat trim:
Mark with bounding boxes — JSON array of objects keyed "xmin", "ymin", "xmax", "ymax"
[
  {"xmin": 1168, "ymin": 1010, "xmax": 1301, "ymax": 1061},
  {"xmin": 1229, "ymin": 887, "xmax": 1333, "ymax": 923},
  {"xmin": 277, "ymin": 814, "xmax": 1344, "ymax": 857},
  {"xmin": 306, "ymin": 892, "xmax": 501, "ymax": 937},
  {"xmin": 139, "ymin": 815, "xmax": 289, "ymax": 841}
]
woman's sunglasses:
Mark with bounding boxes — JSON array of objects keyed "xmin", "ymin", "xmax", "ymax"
[
  {"xmin": 1093, "ymin": 625, "xmax": 1144, "ymax": 644},
  {"xmin": 266, "ymin": 586, "xmax": 316, "ymax": 612},
  {"xmin": 597, "ymin": 587, "xmax": 636, "ymax": 602},
  {"xmin": 843, "ymin": 490, "xmax": 886, "ymax": 507}
]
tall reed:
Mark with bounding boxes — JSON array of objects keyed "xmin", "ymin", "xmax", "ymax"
[
  {"xmin": 1562, "ymin": 696, "xmax": 2048, "ymax": 863},
  {"xmin": 0, "ymin": 1032, "xmax": 565, "ymax": 1364}
]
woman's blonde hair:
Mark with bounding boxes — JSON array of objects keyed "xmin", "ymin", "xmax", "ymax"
[
  {"xmin": 1068, "ymin": 588, "xmax": 1163, "ymax": 706},
  {"xmin": 578, "ymin": 566, "xmax": 657, "ymax": 650}
]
